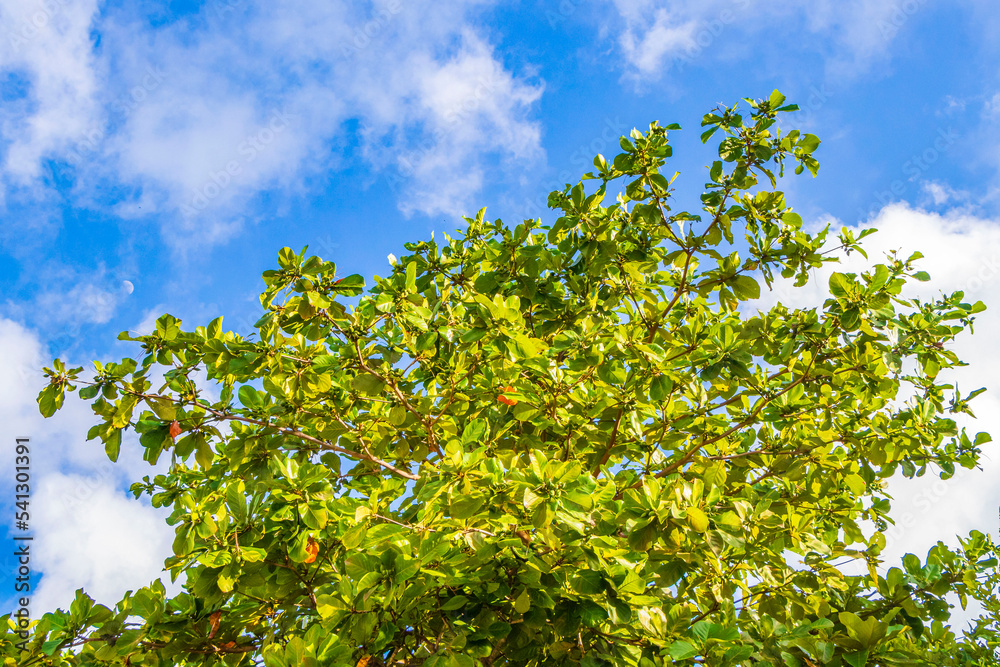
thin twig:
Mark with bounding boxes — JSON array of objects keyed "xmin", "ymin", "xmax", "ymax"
[{"xmin": 131, "ymin": 389, "xmax": 418, "ymax": 480}]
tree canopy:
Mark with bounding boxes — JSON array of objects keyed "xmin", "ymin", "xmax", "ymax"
[{"xmin": 7, "ymin": 91, "xmax": 1000, "ymax": 666}]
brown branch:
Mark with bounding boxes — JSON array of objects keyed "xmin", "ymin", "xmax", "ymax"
[
  {"xmin": 369, "ymin": 513, "xmax": 496, "ymax": 538},
  {"xmin": 132, "ymin": 389, "xmax": 418, "ymax": 480},
  {"xmin": 640, "ymin": 359, "xmax": 863, "ymax": 486},
  {"xmin": 196, "ymin": 402, "xmax": 417, "ymax": 480},
  {"xmin": 647, "ymin": 248, "xmax": 693, "ymax": 344},
  {"xmin": 481, "ymin": 638, "xmax": 508, "ymax": 666},
  {"xmin": 592, "ymin": 407, "xmax": 625, "ymax": 477},
  {"xmin": 352, "ymin": 338, "xmax": 441, "ymax": 455},
  {"xmin": 690, "ymin": 601, "xmax": 721, "ymax": 625},
  {"xmin": 654, "ymin": 372, "xmax": 814, "ymax": 482},
  {"xmin": 704, "ymin": 447, "xmax": 814, "ymax": 462}
]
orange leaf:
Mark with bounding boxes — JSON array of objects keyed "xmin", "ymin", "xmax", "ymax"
[
  {"xmin": 208, "ymin": 610, "xmax": 221, "ymax": 638},
  {"xmin": 304, "ymin": 537, "xmax": 319, "ymax": 564},
  {"xmin": 169, "ymin": 420, "xmax": 182, "ymax": 440},
  {"xmin": 498, "ymin": 385, "xmax": 518, "ymax": 406}
]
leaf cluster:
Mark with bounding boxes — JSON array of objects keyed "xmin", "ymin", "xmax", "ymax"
[{"xmin": 9, "ymin": 92, "xmax": 1000, "ymax": 666}]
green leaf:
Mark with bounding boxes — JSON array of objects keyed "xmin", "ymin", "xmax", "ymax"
[
  {"xmin": 508, "ymin": 333, "xmax": 540, "ymax": 359},
  {"xmin": 687, "ymin": 507, "xmax": 710, "ymax": 533},
  {"xmin": 42, "ymin": 639, "xmax": 65, "ymax": 656},
  {"xmin": 226, "ymin": 481, "xmax": 248, "ymax": 523},
  {"xmin": 450, "ymin": 495, "xmax": 485, "ymax": 520},
  {"xmin": 207, "ymin": 315, "xmax": 223, "ymax": 338},
  {"xmin": 406, "ymin": 261, "xmax": 417, "ymax": 291},
  {"xmin": 79, "ymin": 384, "xmax": 100, "ymax": 400},
  {"xmin": 797, "ymin": 133, "xmax": 821, "ymax": 153},
  {"xmin": 440, "ymin": 595, "xmax": 468, "ymax": 611},
  {"xmin": 462, "ymin": 418, "xmax": 487, "ymax": 445},
  {"xmin": 706, "ymin": 624, "xmax": 740, "ymax": 641},
  {"xmin": 514, "ymin": 589, "xmax": 531, "ymax": 614},
  {"xmin": 829, "ymin": 272, "xmax": 851, "ymax": 298},
  {"xmin": 667, "ymin": 641, "xmax": 699, "ymax": 660},
  {"xmin": 311, "ymin": 355, "xmax": 339, "ymax": 369},
  {"xmin": 387, "ymin": 405, "xmax": 407, "ymax": 426},
  {"xmin": 240, "ymin": 547, "xmax": 266, "ymax": 563},
  {"xmin": 105, "ymin": 429, "xmax": 122, "ymax": 463},
  {"xmin": 649, "ymin": 375, "xmax": 673, "ymax": 401},
  {"xmin": 147, "ymin": 397, "xmax": 177, "ymax": 421},
  {"xmin": 198, "ymin": 550, "xmax": 232, "ymax": 568},
  {"xmin": 239, "ymin": 385, "xmax": 263, "ymax": 409},
  {"xmin": 352, "ymin": 373, "xmax": 386, "ymax": 396},
  {"xmin": 731, "ymin": 275, "xmax": 760, "ymax": 300},
  {"xmin": 332, "ymin": 274, "xmax": 365, "ymax": 294},
  {"xmin": 38, "ymin": 384, "xmax": 64, "ymax": 418},
  {"xmin": 843, "ymin": 651, "xmax": 870, "ymax": 667}
]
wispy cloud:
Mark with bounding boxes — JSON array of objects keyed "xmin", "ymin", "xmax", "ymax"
[
  {"xmin": 0, "ymin": 317, "xmax": 180, "ymax": 613},
  {"xmin": 2, "ymin": 263, "xmax": 135, "ymax": 355},
  {"xmin": 607, "ymin": 0, "xmax": 935, "ymax": 81},
  {"xmin": 0, "ymin": 0, "xmax": 545, "ymax": 248},
  {"xmin": 755, "ymin": 202, "xmax": 1000, "ymax": 574},
  {"xmin": 0, "ymin": 0, "xmax": 102, "ymax": 184}
]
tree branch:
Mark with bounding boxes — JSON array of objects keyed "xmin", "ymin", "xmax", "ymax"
[{"xmin": 132, "ymin": 389, "xmax": 418, "ymax": 480}]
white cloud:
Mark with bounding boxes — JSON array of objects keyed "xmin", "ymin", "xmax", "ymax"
[
  {"xmin": 0, "ymin": 318, "xmax": 178, "ymax": 613},
  {"xmin": 35, "ymin": 282, "xmax": 125, "ymax": 327},
  {"xmin": 615, "ymin": 4, "xmax": 699, "ymax": 77},
  {"xmin": 747, "ymin": 202, "xmax": 1000, "ymax": 628},
  {"xmin": 0, "ymin": 0, "xmax": 102, "ymax": 182},
  {"xmin": 608, "ymin": 0, "xmax": 936, "ymax": 79},
  {"xmin": 984, "ymin": 92, "xmax": 1000, "ymax": 118},
  {"xmin": 0, "ymin": 0, "xmax": 544, "ymax": 246},
  {"xmin": 756, "ymin": 203, "xmax": 1000, "ymax": 573},
  {"xmin": 3, "ymin": 268, "xmax": 135, "ymax": 353},
  {"xmin": 0, "ymin": 318, "xmax": 46, "ymax": 432},
  {"xmin": 389, "ymin": 32, "xmax": 544, "ymax": 215},
  {"xmin": 920, "ymin": 180, "xmax": 968, "ymax": 207},
  {"xmin": 922, "ymin": 180, "xmax": 952, "ymax": 205},
  {"xmin": 32, "ymin": 472, "xmax": 178, "ymax": 614}
]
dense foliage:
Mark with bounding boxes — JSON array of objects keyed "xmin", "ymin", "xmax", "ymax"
[{"xmin": 7, "ymin": 92, "xmax": 1000, "ymax": 666}]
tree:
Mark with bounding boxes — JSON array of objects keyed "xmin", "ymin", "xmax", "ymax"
[{"xmin": 7, "ymin": 91, "xmax": 1000, "ymax": 666}]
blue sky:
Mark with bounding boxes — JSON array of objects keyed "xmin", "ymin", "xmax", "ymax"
[{"xmin": 3, "ymin": 0, "xmax": 1000, "ymax": 620}]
